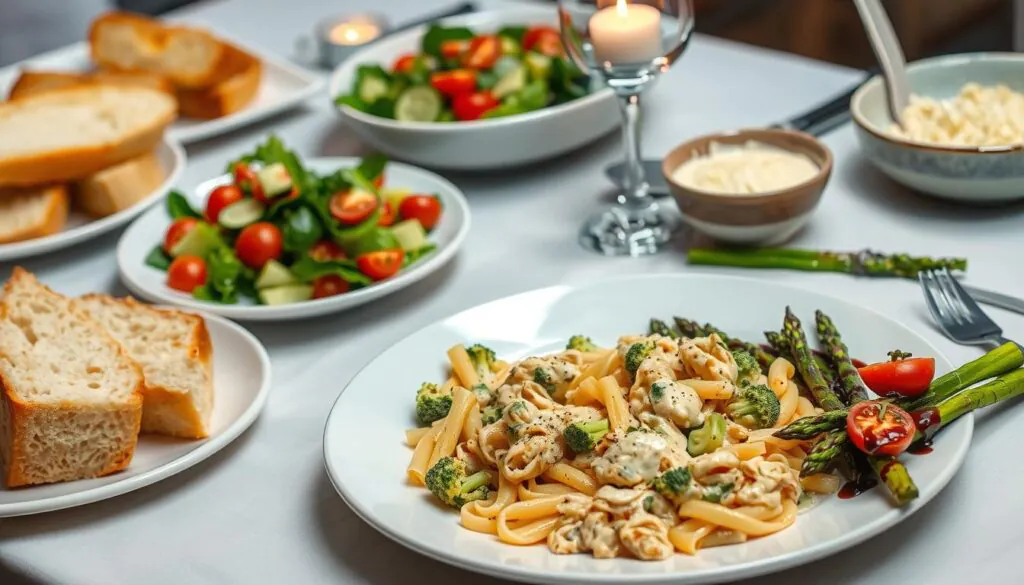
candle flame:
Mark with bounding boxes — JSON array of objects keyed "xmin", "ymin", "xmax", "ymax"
[{"xmin": 616, "ymin": 0, "xmax": 628, "ymax": 17}]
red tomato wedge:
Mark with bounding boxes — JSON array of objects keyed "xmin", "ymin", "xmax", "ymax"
[
  {"xmin": 167, "ymin": 256, "xmax": 207, "ymax": 293},
  {"xmin": 309, "ymin": 240, "xmax": 347, "ymax": 262},
  {"xmin": 430, "ymin": 69, "xmax": 477, "ymax": 97},
  {"xmin": 313, "ymin": 275, "xmax": 350, "ymax": 299},
  {"xmin": 232, "ymin": 163, "xmax": 265, "ymax": 202},
  {"xmin": 356, "ymin": 249, "xmax": 404, "ymax": 281},
  {"xmin": 398, "ymin": 195, "xmax": 442, "ymax": 229},
  {"xmin": 858, "ymin": 357, "xmax": 935, "ymax": 398},
  {"xmin": 205, "ymin": 184, "xmax": 244, "ymax": 223},
  {"xmin": 847, "ymin": 401, "xmax": 916, "ymax": 457},
  {"xmin": 377, "ymin": 201, "xmax": 396, "ymax": 226},
  {"xmin": 440, "ymin": 39, "xmax": 469, "ymax": 59},
  {"xmin": 452, "ymin": 91, "xmax": 499, "ymax": 121},
  {"xmin": 462, "ymin": 35, "xmax": 502, "ymax": 69},
  {"xmin": 164, "ymin": 217, "xmax": 199, "ymax": 254},
  {"xmin": 392, "ymin": 53, "xmax": 416, "ymax": 74},
  {"xmin": 234, "ymin": 222, "xmax": 283, "ymax": 269},
  {"xmin": 329, "ymin": 189, "xmax": 378, "ymax": 225},
  {"xmin": 523, "ymin": 26, "xmax": 562, "ymax": 56}
]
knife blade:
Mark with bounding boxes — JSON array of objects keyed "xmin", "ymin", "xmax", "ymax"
[{"xmin": 963, "ymin": 284, "xmax": 1024, "ymax": 316}]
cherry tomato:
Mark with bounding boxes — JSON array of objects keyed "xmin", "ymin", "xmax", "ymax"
[
  {"xmin": 440, "ymin": 39, "xmax": 469, "ymax": 59},
  {"xmin": 329, "ymin": 189, "xmax": 378, "ymax": 225},
  {"xmin": 429, "ymin": 69, "xmax": 477, "ymax": 97},
  {"xmin": 232, "ymin": 163, "xmax": 265, "ymax": 202},
  {"xmin": 377, "ymin": 201, "xmax": 396, "ymax": 226},
  {"xmin": 398, "ymin": 195, "xmax": 442, "ymax": 230},
  {"xmin": 163, "ymin": 217, "xmax": 199, "ymax": 254},
  {"xmin": 356, "ymin": 249, "xmax": 404, "ymax": 281},
  {"xmin": 392, "ymin": 53, "xmax": 417, "ymax": 74},
  {"xmin": 309, "ymin": 240, "xmax": 347, "ymax": 262},
  {"xmin": 372, "ymin": 172, "xmax": 385, "ymax": 190},
  {"xmin": 234, "ymin": 222, "xmax": 283, "ymax": 269},
  {"xmin": 858, "ymin": 357, "xmax": 935, "ymax": 398},
  {"xmin": 452, "ymin": 90, "xmax": 499, "ymax": 121},
  {"xmin": 523, "ymin": 26, "xmax": 562, "ymax": 56},
  {"xmin": 846, "ymin": 401, "xmax": 916, "ymax": 457},
  {"xmin": 312, "ymin": 275, "xmax": 351, "ymax": 299},
  {"xmin": 205, "ymin": 184, "xmax": 244, "ymax": 223},
  {"xmin": 167, "ymin": 255, "xmax": 207, "ymax": 293},
  {"xmin": 462, "ymin": 35, "xmax": 502, "ymax": 69}
]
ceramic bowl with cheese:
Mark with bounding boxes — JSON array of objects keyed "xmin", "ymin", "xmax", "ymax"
[{"xmin": 662, "ymin": 128, "xmax": 833, "ymax": 246}]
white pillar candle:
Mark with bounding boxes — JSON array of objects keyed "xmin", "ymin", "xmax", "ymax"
[{"xmin": 589, "ymin": 1, "xmax": 663, "ymax": 64}]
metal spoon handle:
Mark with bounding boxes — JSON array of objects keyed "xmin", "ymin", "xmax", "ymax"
[{"xmin": 852, "ymin": 0, "xmax": 911, "ymax": 124}]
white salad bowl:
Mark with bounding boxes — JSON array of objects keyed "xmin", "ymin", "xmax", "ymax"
[{"xmin": 328, "ymin": 5, "xmax": 619, "ymax": 171}]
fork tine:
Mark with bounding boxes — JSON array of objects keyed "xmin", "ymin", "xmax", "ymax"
[
  {"xmin": 919, "ymin": 270, "xmax": 951, "ymax": 329},
  {"xmin": 934, "ymin": 269, "xmax": 970, "ymax": 325},
  {"xmin": 941, "ymin": 267, "xmax": 996, "ymax": 324},
  {"xmin": 925, "ymin": 269, "xmax": 962, "ymax": 325}
]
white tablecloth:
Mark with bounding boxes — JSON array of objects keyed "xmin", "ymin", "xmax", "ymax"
[{"xmin": 3, "ymin": 1, "xmax": 1023, "ymax": 583}]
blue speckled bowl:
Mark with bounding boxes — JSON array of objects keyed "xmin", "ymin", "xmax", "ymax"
[{"xmin": 850, "ymin": 52, "xmax": 1024, "ymax": 203}]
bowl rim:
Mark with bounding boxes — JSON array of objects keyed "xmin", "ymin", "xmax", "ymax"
[
  {"xmin": 850, "ymin": 51, "xmax": 1024, "ymax": 154},
  {"xmin": 660, "ymin": 127, "xmax": 834, "ymax": 204}
]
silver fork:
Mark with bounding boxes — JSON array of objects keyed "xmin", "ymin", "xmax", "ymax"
[{"xmin": 919, "ymin": 267, "xmax": 1016, "ymax": 348}]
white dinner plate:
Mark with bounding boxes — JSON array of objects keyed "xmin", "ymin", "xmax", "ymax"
[
  {"xmin": 322, "ymin": 274, "xmax": 970, "ymax": 585},
  {"xmin": 0, "ymin": 137, "xmax": 185, "ymax": 262},
  {"xmin": 0, "ymin": 33, "xmax": 324, "ymax": 145},
  {"xmin": 117, "ymin": 157, "xmax": 470, "ymax": 321},
  {"xmin": 0, "ymin": 307, "xmax": 271, "ymax": 517}
]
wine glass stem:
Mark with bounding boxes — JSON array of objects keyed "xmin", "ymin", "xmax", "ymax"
[{"xmin": 617, "ymin": 92, "xmax": 648, "ymax": 209}]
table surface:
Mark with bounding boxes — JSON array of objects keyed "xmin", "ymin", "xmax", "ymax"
[{"xmin": 3, "ymin": 1, "xmax": 1024, "ymax": 584}]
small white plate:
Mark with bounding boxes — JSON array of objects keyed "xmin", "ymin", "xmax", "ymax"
[
  {"xmin": 0, "ymin": 307, "xmax": 271, "ymax": 517},
  {"xmin": 118, "ymin": 157, "xmax": 470, "ymax": 321},
  {"xmin": 0, "ymin": 137, "xmax": 185, "ymax": 262},
  {"xmin": 0, "ymin": 34, "xmax": 324, "ymax": 145},
  {"xmin": 323, "ymin": 274, "xmax": 970, "ymax": 585}
]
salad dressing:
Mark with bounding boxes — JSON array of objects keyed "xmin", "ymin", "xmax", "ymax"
[{"xmin": 671, "ymin": 141, "xmax": 819, "ymax": 195}]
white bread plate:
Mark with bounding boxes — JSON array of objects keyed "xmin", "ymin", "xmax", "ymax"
[
  {"xmin": 328, "ymin": 5, "xmax": 619, "ymax": 170},
  {"xmin": 0, "ymin": 307, "xmax": 271, "ymax": 517},
  {"xmin": 0, "ymin": 137, "xmax": 185, "ymax": 262}
]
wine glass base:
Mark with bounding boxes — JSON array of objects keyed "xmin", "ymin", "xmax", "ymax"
[{"xmin": 578, "ymin": 202, "xmax": 680, "ymax": 256}]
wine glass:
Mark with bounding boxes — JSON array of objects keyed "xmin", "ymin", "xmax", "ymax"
[{"xmin": 558, "ymin": 0, "xmax": 695, "ymax": 256}]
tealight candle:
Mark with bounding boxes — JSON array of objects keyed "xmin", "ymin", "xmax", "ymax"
[
  {"xmin": 315, "ymin": 13, "xmax": 389, "ymax": 68},
  {"xmin": 589, "ymin": 1, "xmax": 663, "ymax": 64},
  {"xmin": 329, "ymin": 21, "xmax": 381, "ymax": 46}
]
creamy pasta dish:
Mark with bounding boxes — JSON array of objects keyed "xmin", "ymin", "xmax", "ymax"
[
  {"xmin": 405, "ymin": 330, "xmax": 839, "ymax": 560},
  {"xmin": 890, "ymin": 83, "xmax": 1024, "ymax": 147}
]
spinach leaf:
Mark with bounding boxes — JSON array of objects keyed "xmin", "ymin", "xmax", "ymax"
[
  {"xmin": 282, "ymin": 205, "xmax": 324, "ymax": 253},
  {"xmin": 194, "ymin": 246, "xmax": 250, "ymax": 304},
  {"xmin": 167, "ymin": 190, "xmax": 202, "ymax": 219},
  {"xmin": 350, "ymin": 227, "xmax": 400, "ymax": 256},
  {"xmin": 226, "ymin": 135, "xmax": 312, "ymax": 197},
  {"xmin": 290, "ymin": 257, "xmax": 372, "ymax": 286},
  {"xmin": 402, "ymin": 244, "xmax": 438, "ymax": 268},
  {"xmin": 497, "ymin": 26, "xmax": 527, "ymax": 43},
  {"xmin": 335, "ymin": 94, "xmax": 370, "ymax": 112},
  {"xmin": 356, "ymin": 154, "xmax": 388, "ymax": 185},
  {"xmin": 421, "ymin": 24, "xmax": 474, "ymax": 57},
  {"xmin": 145, "ymin": 245, "xmax": 172, "ymax": 271}
]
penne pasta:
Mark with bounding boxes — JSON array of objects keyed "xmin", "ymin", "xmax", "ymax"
[
  {"xmin": 429, "ymin": 386, "xmax": 476, "ymax": 469},
  {"xmin": 448, "ymin": 344, "xmax": 480, "ymax": 388}
]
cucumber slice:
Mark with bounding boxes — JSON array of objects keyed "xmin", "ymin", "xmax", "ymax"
[
  {"xmin": 524, "ymin": 52, "xmax": 553, "ymax": 81},
  {"xmin": 392, "ymin": 219, "xmax": 429, "ymax": 252},
  {"xmin": 256, "ymin": 163, "xmax": 292, "ymax": 198},
  {"xmin": 218, "ymin": 199, "xmax": 266, "ymax": 230},
  {"xmin": 499, "ymin": 36, "xmax": 521, "ymax": 56},
  {"xmin": 255, "ymin": 259, "xmax": 298, "ymax": 290},
  {"xmin": 358, "ymin": 75, "xmax": 390, "ymax": 103},
  {"xmin": 258, "ymin": 284, "xmax": 313, "ymax": 306},
  {"xmin": 395, "ymin": 86, "xmax": 443, "ymax": 122},
  {"xmin": 169, "ymin": 222, "xmax": 221, "ymax": 258},
  {"xmin": 493, "ymin": 64, "xmax": 526, "ymax": 99}
]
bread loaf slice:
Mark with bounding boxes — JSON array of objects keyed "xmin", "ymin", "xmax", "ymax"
[
  {"xmin": 7, "ymin": 70, "xmax": 173, "ymax": 101},
  {"xmin": 89, "ymin": 11, "xmax": 227, "ymax": 89},
  {"xmin": 73, "ymin": 151, "xmax": 165, "ymax": 218},
  {"xmin": 0, "ymin": 185, "xmax": 70, "ymax": 244},
  {"xmin": 78, "ymin": 295, "xmax": 213, "ymax": 439},
  {"xmin": 0, "ymin": 268, "xmax": 144, "ymax": 487},
  {"xmin": 0, "ymin": 84, "xmax": 175, "ymax": 187},
  {"xmin": 176, "ymin": 43, "xmax": 262, "ymax": 119}
]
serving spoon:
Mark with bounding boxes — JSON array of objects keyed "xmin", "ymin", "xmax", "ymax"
[{"xmin": 852, "ymin": 0, "xmax": 911, "ymax": 127}]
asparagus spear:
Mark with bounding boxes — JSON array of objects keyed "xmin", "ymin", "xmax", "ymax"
[
  {"xmin": 912, "ymin": 367, "xmax": 1024, "ymax": 445},
  {"xmin": 815, "ymin": 311, "xmax": 869, "ymax": 404},
  {"xmin": 688, "ymin": 248, "xmax": 967, "ymax": 279},
  {"xmin": 867, "ymin": 456, "xmax": 918, "ymax": 503},
  {"xmin": 782, "ymin": 308, "xmax": 845, "ymax": 412},
  {"xmin": 901, "ymin": 342, "xmax": 1024, "ymax": 411},
  {"xmin": 801, "ymin": 429, "xmax": 848, "ymax": 476},
  {"xmin": 648, "ymin": 318, "xmax": 677, "ymax": 337},
  {"xmin": 767, "ymin": 328, "xmax": 838, "ymax": 386},
  {"xmin": 774, "ymin": 410, "xmax": 847, "ymax": 440},
  {"xmin": 673, "ymin": 317, "xmax": 706, "ymax": 339},
  {"xmin": 671, "ymin": 317, "xmax": 776, "ymax": 372}
]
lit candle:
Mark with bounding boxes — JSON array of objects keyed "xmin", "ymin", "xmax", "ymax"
[
  {"xmin": 589, "ymin": 1, "xmax": 663, "ymax": 64},
  {"xmin": 329, "ymin": 21, "xmax": 381, "ymax": 46}
]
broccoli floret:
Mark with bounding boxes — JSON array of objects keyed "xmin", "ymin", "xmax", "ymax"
[
  {"xmin": 701, "ymin": 482, "xmax": 734, "ymax": 503},
  {"xmin": 466, "ymin": 344, "xmax": 497, "ymax": 382},
  {"xmin": 471, "ymin": 383, "xmax": 494, "ymax": 405},
  {"xmin": 625, "ymin": 341, "xmax": 655, "ymax": 378},
  {"xmin": 415, "ymin": 382, "xmax": 452, "ymax": 426},
  {"xmin": 566, "ymin": 335, "xmax": 598, "ymax": 352},
  {"xmin": 505, "ymin": 401, "xmax": 530, "ymax": 441},
  {"xmin": 726, "ymin": 383, "xmax": 781, "ymax": 429},
  {"xmin": 424, "ymin": 457, "xmax": 492, "ymax": 508},
  {"xmin": 650, "ymin": 381, "xmax": 668, "ymax": 403},
  {"xmin": 481, "ymin": 405, "xmax": 503, "ymax": 425},
  {"xmin": 731, "ymin": 350, "xmax": 760, "ymax": 386},
  {"xmin": 563, "ymin": 419, "xmax": 610, "ymax": 453},
  {"xmin": 652, "ymin": 466, "xmax": 693, "ymax": 498},
  {"xmin": 687, "ymin": 413, "xmax": 726, "ymax": 456},
  {"xmin": 533, "ymin": 367, "xmax": 555, "ymax": 393}
]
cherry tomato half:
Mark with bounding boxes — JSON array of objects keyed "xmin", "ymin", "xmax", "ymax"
[
  {"xmin": 523, "ymin": 26, "xmax": 562, "ymax": 56},
  {"xmin": 205, "ymin": 184, "xmax": 244, "ymax": 223},
  {"xmin": 329, "ymin": 189, "xmax": 378, "ymax": 225},
  {"xmin": 312, "ymin": 274, "xmax": 351, "ymax": 299},
  {"xmin": 392, "ymin": 53, "xmax": 417, "ymax": 74},
  {"xmin": 463, "ymin": 35, "xmax": 502, "ymax": 69},
  {"xmin": 377, "ymin": 201, "xmax": 396, "ymax": 226},
  {"xmin": 858, "ymin": 357, "xmax": 935, "ymax": 398},
  {"xmin": 232, "ymin": 163, "xmax": 265, "ymax": 202},
  {"xmin": 398, "ymin": 195, "xmax": 442, "ymax": 230},
  {"xmin": 356, "ymin": 249, "xmax": 404, "ymax": 281},
  {"xmin": 452, "ymin": 90, "xmax": 499, "ymax": 121},
  {"xmin": 440, "ymin": 39, "xmax": 469, "ymax": 59},
  {"xmin": 309, "ymin": 240, "xmax": 347, "ymax": 262},
  {"xmin": 430, "ymin": 69, "xmax": 477, "ymax": 97},
  {"xmin": 373, "ymin": 172, "xmax": 385, "ymax": 190},
  {"xmin": 164, "ymin": 217, "xmax": 199, "ymax": 254},
  {"xmin": 167, "ymin": 255, "xmax": 207, "ymax": 293},
  {"xmin": 234, "ymin": 222, "xmax": 283, "ymax": 269},
  {"xmin": 846, "ymin": 401, "xmax": 916, "ymax": 457}
]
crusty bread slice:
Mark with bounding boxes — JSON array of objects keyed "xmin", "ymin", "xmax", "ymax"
[
  {"xmin": 89, "ymin": 11, "xmax": 227, "ymax": 89},
  {"xmin": 78, "ymin": 295, "xmax": 213, "ymax": 439},
  {"xmin": 0, "ymin": 84, "xmax": 175, "ymax": 187},
  {"xmin": 7, "ymin": 70, "xmax": 173, "ymax": 101},
  {"xmin": 0, "ymin": 268, "xmax": 144, "ymax": 487},
  {"xmin": 73, "ymin": 151, "xmax": 165, "ymax": 218},
  {"xmin": 0, "ymin": 185, "xmax": 70, "ymax": 244},
  {"xmin": 175, "ymin": 43, "xmax": 261, "ymax": 119}
]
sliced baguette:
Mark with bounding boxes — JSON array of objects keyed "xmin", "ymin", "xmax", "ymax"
[
  {"xmin": 0, "ymin": 185, "xmax": 70, "ymax": 244},
  {"xmin": 78, "ymin": 295, "xmax": 213, "ymax": 439},
  {"xmin": 0, "ymin": 268, "xmax": 144, "ymax": 487},
  {"xmin": 73, "ymin": 151, "xmax": 165, "ymax": 218},
  {"xmin": 0, "ymin": 84, "xmax": 176, "ymax": 187},
  {"xmin": 89, "ymin": 11, "xmax": 227, "ymax": 89},
  {"xmin": 175, "ymin": 43, "xmax": 261, "ymax": 119},
  {"xmin": 8, "ymin": 70, "xmax": 173, "ymax": 101}
]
